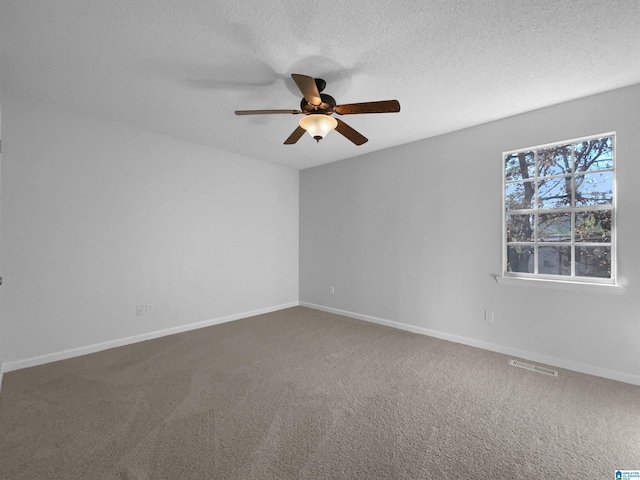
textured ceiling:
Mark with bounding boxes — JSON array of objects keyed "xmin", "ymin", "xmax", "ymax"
[{"xmin": 1, "ymin": 1, "xmax": 639, "ymax": 170}]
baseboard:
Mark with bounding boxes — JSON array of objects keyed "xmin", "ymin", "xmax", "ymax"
[
  {"xmin": 300, "ymin": 302, "xmax": 640, "ymax": 387},
  {"xmin": 1, "ymin": 302, "xmax": 299, "ymax": 374}
]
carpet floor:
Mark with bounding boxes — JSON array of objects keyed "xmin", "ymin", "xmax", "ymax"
[{"xmin": 1, "ymin": 306, "xmax": 638, "ymax": 479}]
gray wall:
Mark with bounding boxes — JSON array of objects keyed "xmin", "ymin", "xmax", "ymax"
[
  {"xmin": 300, "ymin": 84, "xmax": 640, "ymax": 384},
  {"xmin": 0, "ymin": 99, "xmax": 299, "ymax": 367}
]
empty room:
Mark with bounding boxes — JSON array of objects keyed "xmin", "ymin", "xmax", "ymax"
[{"xmin": 1, "ymin": 1, "xmax": 639, "ymax": 479}]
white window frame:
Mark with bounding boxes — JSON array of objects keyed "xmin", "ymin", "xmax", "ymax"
[{"xmin": 501, "ymin": 132, "xmax": 619, "ymax": 290}]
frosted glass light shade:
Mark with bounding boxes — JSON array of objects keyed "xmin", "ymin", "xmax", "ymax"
[{"xmin": 299, "ymin": 114, "xmax": 338, "ymax": 142}]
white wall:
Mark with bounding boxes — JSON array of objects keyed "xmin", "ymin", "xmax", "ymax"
[
  {"xmin": 300, "ymin": 84, "xmax": 640, "ymax": 384},
  {"xmin": 0, "ymin": 99, "xmax": 299, "ymax": 368}
]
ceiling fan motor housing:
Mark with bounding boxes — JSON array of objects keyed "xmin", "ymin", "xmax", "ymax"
[{"xmin": 300, "ymin": 93, "xmax": 336, "ymax": 114}]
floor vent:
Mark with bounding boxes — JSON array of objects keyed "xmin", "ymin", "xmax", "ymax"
[{"xmin": 509, "ymin": 359, "xmax": 558, "ymax": 377}]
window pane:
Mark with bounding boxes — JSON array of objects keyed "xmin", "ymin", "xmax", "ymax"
[
  {"xmin": 505, "ymin": 151, "xmax": 534, "ymax": 181},
  {"xmin": 507, "ymin": 245, "xmax": 534, "ymax": 273},
  {"xmin": 506, "ymin": 214, "xmax": 534, "ymax": 242},
  {"xmin": 538, "ymin": 246, "xmax": 571, "ymax": 275},
  {"xmin": 575, "ymin": 210, "xmax": 611, "ymax": 242},
  {"xmin": 575, "ymin": 171, "xmax": 613, "ymax": 206},
  {"xmin": 574, "ymin": 136, "xmax": 613, "ymax": 173},
  {"xmin": 505, "ymin": 180, "xmax": 534, "ymax": 210},
  {"xmin": 538, "ymin": 144, "xmax": 571, "ymax": 177},
  {"xmin": 538, "ymin": 213, "xmax": 571, "ymax": 242},
  {"xmin": 575, "ymin": 246, "xmax": 611, "ymax": 278},
  {"xmin": 537, "ymin": 176, "xmax": 571, "ymax": 209}
]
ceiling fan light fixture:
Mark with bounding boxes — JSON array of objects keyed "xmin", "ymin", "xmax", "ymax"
[{"xmin": 299, "ymin": 114, "xmax": 337, "ymax": 142}]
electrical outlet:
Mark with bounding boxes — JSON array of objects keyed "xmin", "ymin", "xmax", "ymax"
[
  {"xmin": 146, "ymin": 304, "xmax": 154, "ymax": 314},
  {"xmin": 136, "ymin": 305, "xmax": 145, "ymax": 316},
  {"xmin": 330, "ymin": 286, "xmax": 335, "ymax": 295},
  {"xmin": 484, "ymin": 310, "xmax": 494, "ymax": 323}
]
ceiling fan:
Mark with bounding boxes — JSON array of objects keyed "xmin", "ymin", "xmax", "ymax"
[{"xmin": 234, "ymin": 73, "xmax": 400, "ymax": 146}]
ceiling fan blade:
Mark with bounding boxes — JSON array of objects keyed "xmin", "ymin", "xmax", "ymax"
[
  {"xmin": 235, "ymin": 109, "xmax": 301, "ymax": 115},
  {"xmin": 291, "ymin": 74, "xmax": 322, "ymax": 106},
  {"xmin": 334, "ymin": 119, "xmax": 368, "ymax": 146},
  {"xmin": 284, "ymin": 126, "xmax": 306, "ymax": 145},
  {"xmin": 334, "ymin": 100, "xmax": 400, "ymax": 115}
]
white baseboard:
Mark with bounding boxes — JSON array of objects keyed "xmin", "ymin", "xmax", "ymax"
[
  {"xmin": 300, "ymin": 302, "xmax": 640, "ymax": 387},
  {"xmin": 1, "ymin": 302, "xmax": 299, "ymax": 374}
]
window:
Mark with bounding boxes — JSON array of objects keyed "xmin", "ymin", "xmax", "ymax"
[{"xmin": 503, "ymin": 133, "xmax": 615, "ymax": 284}]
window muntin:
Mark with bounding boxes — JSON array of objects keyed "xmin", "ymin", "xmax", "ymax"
[{"xmin": 503, "ymin": 133, "xmax": 615, "ymax": 283}]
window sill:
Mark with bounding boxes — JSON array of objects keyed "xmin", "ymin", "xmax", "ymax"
[{"xmin": 495, "ymin": 275, "xmax": 626, "ymax": 295}]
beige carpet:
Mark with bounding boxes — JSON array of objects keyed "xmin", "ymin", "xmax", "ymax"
[{"xmin": 1, "ymin": 306, "xmax": 638, "ymax": 479}]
